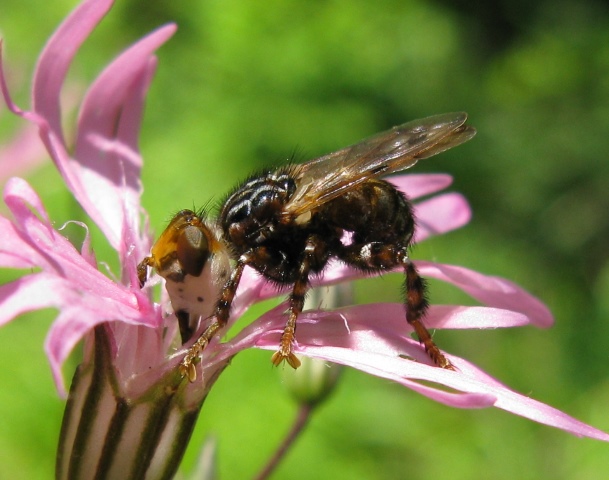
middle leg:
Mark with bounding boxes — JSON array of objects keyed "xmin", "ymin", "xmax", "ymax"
[{"xmin": 270, "ymin": 235, "xmax": 328, "ymax": 369}]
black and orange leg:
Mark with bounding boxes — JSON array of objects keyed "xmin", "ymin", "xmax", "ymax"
[
  {"xmin": 270, "ymin": 240, "xmax": 321, "ymax": 369},
  {"xmin": 179, "ymin": 255, "xmax": 249, "ymax": 381},
  {"xmin": 402, "ymin": 259, "xmax": 454, "ymax": 370},
  {"xmin": 339, "ymin": 241, "xmax": 453, "ymax": 369}
]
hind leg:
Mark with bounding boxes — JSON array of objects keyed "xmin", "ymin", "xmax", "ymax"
[{"xmin": 339, "ymin": 241, "xmax": 453, "ymax": 369}]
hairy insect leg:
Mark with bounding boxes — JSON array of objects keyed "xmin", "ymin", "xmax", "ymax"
[
  {"xmin": 403, "ymin": 260, "xmax": 454, "ymax": 370},
  {"xmin": 271, "ymin": 293, "xmax": 304, "ymax": 370},
  {"xmin": 338, "ymin": 239, "xmax": 453, "ymax": 369},
  {"xmin": 179, "ymin": 259, "xmax": 247, "ymax": 381},
  {"xmin": 270, "ymin": 241, "xmax": 321, "ymax": 369}
]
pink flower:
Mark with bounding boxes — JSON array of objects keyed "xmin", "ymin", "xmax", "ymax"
[
  {"xmin": 0, "ymin": 2, "xmax": 608, "ymax": 478},
  {"xmin": 0, "ymin": 67, "xmax": 81, "ymax": 183},
  {"xmin": 0, "ymin": 0, "xmax": 177, "ymax": 398}
]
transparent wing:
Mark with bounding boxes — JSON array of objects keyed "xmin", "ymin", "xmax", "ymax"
[{"xmin": 283, "ymin": 112, "xmax": 476, "ymax": 218}]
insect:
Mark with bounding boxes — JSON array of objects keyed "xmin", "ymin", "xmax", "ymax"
[{"xmin": 138, "ymin": 112, "xmax": 476, "ymax": 381}]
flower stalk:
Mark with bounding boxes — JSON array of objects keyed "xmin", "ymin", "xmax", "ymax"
[
  {"xmin": 254, "ymin": 403, "xmax": 314, "ymax": 480},
  {"xmin": 255, "ymin": 286, "xmax": 349, "ymax": 480}
]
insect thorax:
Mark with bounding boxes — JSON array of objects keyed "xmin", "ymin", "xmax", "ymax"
[{"xmin": 220, "ymin": 171, "xmax": 297, "ymax": 246}]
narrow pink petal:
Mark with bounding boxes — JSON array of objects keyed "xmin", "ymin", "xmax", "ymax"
[
  {"xmin": 300, "ymin": 259, "xmax": 553, "ymax": 329},
  {"xmin": 70, "ymin": 24, "xmax": 176, "ymax": 251},
  {"xmin": 237, "ymin": 304, "xmax": 529, "ymax": 367},
  {"xmin": 4, "ymin": 176, "xmax": 51, "ymax": 225},
  {"xmin": 227, "ymin": 311, "xmax": 609, "ymax": 441},
  {"xmin": 300, "ymin": 346, "xmax": 609, "ymax": 440},
  {"xmin": 3, "ymin": 16, "xmax": 175, "ymax": 253},
  {"xmin": 413, "ymin": 192, "xmax": 471, "ymax": 243},
  {"xmin": 45, "ymin": 309, "xmax": 86, "ymax": 397},
  {"xmin": 0, "ymin": 270, "xmax": 157, "ymax": 395},
  {"xmin": 416, "ymin": 261, "xmax": 554, "ymax": 328},
  {"xmin": 44, "ymin": 293, "xmax": 156, "ymax": 395},
  {"xmin": 0, "ymin": 274, "xmax": 71, "ymax": 326},
  {"xmin": 3, "ymin": 178, "xmax": 141, "ymax": 306},
  {"xmin": 1, "ymin": 66, "xmax": 74, "ymax": 194},
  {"xmin": 388, "ymin": 174, "xmax": 454, "ymax": 199},
  {"xmin": 32, "ymin": 0, "xmax": 114, "ymax": 142},
  {"xmin": 45, "ymin": 308, "xmax": 109, "ymax": 396},
  {"xmin": 214, "ymin": 311, "xmax": 500, "ymax": 409},
  {"xmin": 427, "ymin": 304, "xmax": 531, "ymax": 328},
  {"xmin": 296, "ymin": 303, "xmax": 532, "ymax": 332},
  {"xmin": 0, "ymin": 215, "xmax": 45, "ymax": 268},
  {"xmin": 295, "ymin": 346, "xmax": 499, "ymax": 408}
]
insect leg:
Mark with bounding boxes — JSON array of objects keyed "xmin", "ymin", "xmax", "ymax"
[
  {"xmin": 136, "ymin": 256, "xmax": 154, "ymax": 288},
  {"xmin": 338, "ymin": 240, "xmax": 453, "ymax": 369},
  {"xmin": 402, "ymin": 259, "xmax": 454, "ymax": 370},
  {"xmin": 270, "ymin": 239, "xmax": 322, "ymax": 369},
  {"xmin": 179, "ymin": 256, "xmax": 248, "ymax": 381}
]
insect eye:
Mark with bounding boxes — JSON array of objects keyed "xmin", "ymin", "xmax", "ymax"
[{"xmin": 176, "ymin": 225, "xmax": 210, "ymax": 277}]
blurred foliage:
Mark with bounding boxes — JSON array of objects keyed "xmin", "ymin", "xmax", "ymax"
[{"xmin": 1, "ymin": 0, "xmax": 609, "ymax": 479}]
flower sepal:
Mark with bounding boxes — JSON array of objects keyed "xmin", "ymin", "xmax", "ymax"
[{"xmin": 56, "ymin": 324, "xmax": 229, "ymax": 480}]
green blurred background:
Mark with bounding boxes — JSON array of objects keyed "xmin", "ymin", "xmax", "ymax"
[{"xmin": 2, "ymin": 0, "xmax": 609, "ymax": 478}]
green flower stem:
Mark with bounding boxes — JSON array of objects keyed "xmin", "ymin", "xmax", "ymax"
[
  {"xmin": 254, "ymin": 285, "xmax": 351, "ymax": 480},
  {"xmin": 254, "ymin": 403, "xmax": 314, "ymax": 480}
]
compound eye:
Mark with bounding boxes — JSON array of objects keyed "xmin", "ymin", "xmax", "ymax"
[{"xmin": 176, "ymin": 225, "xmax": 210, "ymax": 277}]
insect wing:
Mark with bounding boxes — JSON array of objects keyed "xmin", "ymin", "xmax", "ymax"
[{"xmin": 284, "ymin": 112, "xmax": 476, "ymax": 218}]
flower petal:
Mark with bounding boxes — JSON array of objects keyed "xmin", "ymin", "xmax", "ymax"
[
  {"xmin": 72, "ymin": 24, "xmax": 176, "ymax": 252},
  {"xmin": 306, "ymin": 303, "xmax": 532, "ymax": 331},
  {"xmin": 426, "ymin": 304, "xmax": 531, "ymax": 328},
  {"xmin": 32, "ymin": 0, "xmax": 115, "ymax": 142},
  {"xmin": 388, "ymin": 174, "xmax": 454, "ymax": 199},
  {"xmin": 0, "ymin": 274, "xmax": 70, "ymax": 327},
  {"xmin": 1, "ymin": 178, "xmax": 156, "ymax": 323},
  {"xmin": 300, "ymin": 345, "xmax": 609, "ymax": 440},
  {"xmin": 413, "ymin": 192, "xmax": 471, "ymax": 243},
  {"xmin": 44, "ymin": 291, "xmax": 155, "ymax": 395},
  {"xmin": 0, "ymin": 214, "xmax": 46, "ymax": 268},
  {"xmin": 2, "ymin": 1, "xmax": 174, "ymax": 254},
  {"xmin": 292, "ymin": 259, "xmax": 554, "ymax": 329},
  {"xmin": 228, "ymin": 309, "xmax": 609, "ymax": 441},
  {"xmin": 0, "ymin": 267, "xmax": 156, "ymax": 396},
  {"xmin": 219, "ymin": 306, "xmax": 484, "ymax": 403},
  {"xmin": 416, "ymin": 261, "xmax": 554, "ymax": 328},
  {"xmin": 236, "ymin": 302, "xmax": 530, "ymax": 367}
]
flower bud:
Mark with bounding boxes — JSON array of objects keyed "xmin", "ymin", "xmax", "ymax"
[{"xmin": 281, "ymin": 355, "xmax": 342, "ymax": 406}]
